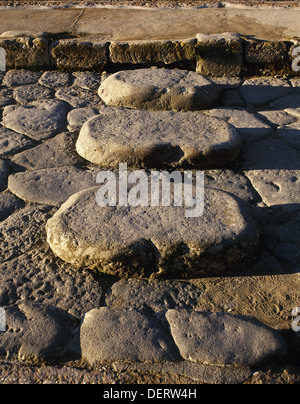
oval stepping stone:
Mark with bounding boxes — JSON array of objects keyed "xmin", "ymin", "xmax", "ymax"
[
  {"xmin": 46, "ymin": 186, "xmax": 260, "ymax": 278},
  {"xmin": 99, "ymin": 69, "xmax": 222, "ymax": 111},
  {"xmin": 2, "ymin": 100, "xmax": 68, "ymax": 141},
  {"xmin": 76, "ymin": 108, "xmax": 241, "ymax": 169}
]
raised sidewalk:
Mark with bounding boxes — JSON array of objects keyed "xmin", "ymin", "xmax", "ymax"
[{"xmin": 0, "ymin": 4, "xmax": 300, "ymax": 75}]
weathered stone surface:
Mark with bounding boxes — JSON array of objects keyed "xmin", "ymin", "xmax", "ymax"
[
  {"xmin": 12, "ymin": 132, "xmax": 83, "ymax": 170},
  {"xmin": 239, "ymin": 78, "xmax": 293, "ymax": 106},
  {"xmin": 46, "ymin": 186, "xmax": 259, "ymax": 278},
  {"xmin": 76, "ymin": 108, "xmax": 241, "ymax": 169},
  {"xmin": 0, "ymin": 191, "xmax": 24, "ymax": 222},
  {"xmin": 196, "ymin": 33, "xmax": 242, "ymax": 77},
  {"xmin": 207, "ymin": 107, "xmax": 273, "ymax": 143},
  {"xmin": 0, "ymin": 159, "xmax": 9, "ymax": 191},
  {"xmin": 0, "ymin": 205, "xmax": 53, "ymax": 264},
  {"xmin": 242, "ymin": 138, "xmax": 300, "ymax": 206},
  {"xmin": 0, "ymin": 247, "xmax": 104, "ymax": 316},
  {"xmin": 2, "ymin": 100, "xmax": 69, "ymax": 141},
  {"xmin": 8, "ymin": 166, "xmax": 98, "ymax": 207},
  {"xmin": 105, "ymin": 279, "xmax": 203, "ymax": 312},
  {"xmin": 98, "ymin": 69, "xmax": 222, "ymax": 111},
  {"xmin": 0, "ymin": 38, "xmax": 49, "ymax": 70},
  {"xmin": 0, "ymin": 87, "xmax": 15, "ymax": 107},
  {"xmin": 72, "ymin": 72, "xmax": 102, "ymax": 91},
  {"xmin": 51, "ymin": 40, "xmax": 108, "ymax": 72},
  {"xmin": 270, "ymin": 93, "xmax": 300, "ymax": 109},
  {"xmin": 0, "ymin": 302, "xmax": 78, "ymax": 362},
  {"xmin": 277, "ymin": 122, "xmax": 300, "ymax": 150},
  {"xmin": 2, "ymin": 70, "xmax": 41, "ymax": 87},
  {"xmin": 165, "ymin": 310, "xmax": 287, "ymax": 367},
  {"xmin": 257, "ymin": 109, "xmax": 297, "ymax": 127},
  {"xmin": 0, "ymin": 126, "xmax": 34, "ymax": 157},
  {"xmin": 67, "ymin": 107, "xmax": 99, "ymax": 131},
  {"xmin": 78, "ymin": 308, "xmax": 180, "ymax": 364},
  {"xmin": 109, "ymin": 39, "xmax": 197, "ymax": 65},
  {"xmin": 39, "ymin": 71, "xmax": 71, "ymax": 88},
  {"xmin": 13, "ymin": 83, "xmax": 54, "ymax": 104},
  {"xmin": 55, "ymin": 86, "xmax": 101, "ymax": 108}
]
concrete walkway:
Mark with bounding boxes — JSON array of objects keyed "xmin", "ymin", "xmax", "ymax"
[{"xmin": 0, "ymin": 5, "xmax": 300, "ymax": 41}]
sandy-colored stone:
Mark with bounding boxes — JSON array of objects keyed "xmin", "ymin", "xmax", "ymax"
[
  {"xmin": 98, "ymin": 68, "xmax": 222, "ymax": 111},
  {"xmin": 46, "ymin": 186, "xmax": 259, "ymax": 278},
  {"xmin": 76, "ymin": 108, "xmax": 241, "ymax": 169}
]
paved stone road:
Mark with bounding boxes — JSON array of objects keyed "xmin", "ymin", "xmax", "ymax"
[{"xmin": 0, "ymin": 68, "xmax": 299, "ymax": 383}]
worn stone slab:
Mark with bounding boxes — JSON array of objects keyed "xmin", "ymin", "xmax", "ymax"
[
  {"xmin": 12, "ymin": 132, "xmax": 84, "ymax": 170},
  {"xmin": 239, "ymin": 78, "xmax": 294, "ymax": 106},
  {"xmin": 46, "ymin": 186, "xmax": 259, "ymax": 278},
  {"xmin": 0, "ymin": 247, "xmax": 104, "ymax": 317},
  {"xmin": 67, "ymin": 107, "xmax": 99, "ymax": 132},
  {"xmin": 270, "ymin": 93, "xmax": 300, "ymax": 110},
  {"xmin": 13, "ymin": 84, "xmax": 54, "ymax": 104},
  {"xmin": 109, "ymin": 38, "xmax": 197, "ymax": 65},
  {"xmin": 0, "ymin": 87, "xmax": 15, "ymax": 108},
  {"xmin": 277, "ymin": 122, "xmax": 300, "ymax": 150},
  {"xmin": 55, "ymin": 87, "xmax": 101, "ymax": 109},
  {"xmin": 50, "ymin": 40, "xmax": 108, "ymax": 72},
  {"xmin": 0, "ymin": 126, "xmax": 35, "ymax": 157},
  {"xmin": 196, "ymin": 33, "xmax": 242, "ymax": 77},
  {"xmin": 2, "ymin": 100, "xmax": 69, "ymax": 141},
  {"xmin": 76, "ymin": 108, "xmax": 241, "ymax": 169},
  {"xmin": 0, "ymin": 191, "xmax": 24, "ymax": 222},
  {"xmin": 39, "ymin": 71, "xmax": 72, "ymax": 88},
  {"xmin": 207, "ymin": 107, "xmax": 273, "ymax": 143},
  {"xmin": 257, "ymin": 109, "xmax": 297, "ymax": 127},
  {"xmin": 165, "ymin": 310, "xmax": 287, "ymax": 367},
  {"xmin": 0, "ymin": 205, "xmax": 53, "ymax": 264},
  {"xmin": 99, "ymin": 69, "xmax": 222, "ymax": 111},
  {"xmin": 2, "ymin": 70, "xmax": 41, "ymax": 87},
  {"xmin": 242, "ymin": 138, "xmax": 300, "ymax": 206},
  {"xmin": 72, "ymin": 72, "xmax": 102, "ymax": 91},
  {"xmin": 0, "ymin": 159, "xmax": 9, "ymax": 191},
  {"xmin": 8, "ymin": 166, "xmax": 98, "ymax": 207},
  {"xmin": 78, "ymin": 308, "xmax": 180, "ymax": 364},
  {"xmin": 105, "ymin": 279, "xmax": 203, "ymax": 313},
  {"xmin": 0, "ymin": 302, "xmax": 78, "ymax": 362}
]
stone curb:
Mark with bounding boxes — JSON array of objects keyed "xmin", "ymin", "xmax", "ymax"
[{"xmin": 0, "ymin": 33, "xmax": 299, "ymax": 76}]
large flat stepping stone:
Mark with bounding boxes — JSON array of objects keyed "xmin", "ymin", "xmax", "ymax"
[
  {"xmin": 99, "ymin": 69, "xmax": 222, "ymax": 111},
  {"xmin": 76, "ymin": 108, "xmax": 241, "ymax": 169},
  {"xmin": 2, "ymin": 100, "xmax": 69, "ymax": 141},
  {"xmin": 46, "ymin": 186, "xmax": 260, "ymax": 278}
]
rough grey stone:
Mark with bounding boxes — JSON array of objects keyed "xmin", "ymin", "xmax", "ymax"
[
  {"xmin": 39, "ymin": 71, "xmax": 71, "ymax": 88},
  {"xmin": 99, "ymin": 68, "xmax": 222, "ymax": 111},
  {"xmin": 257, "ymin": 109, "xmax": 297, "ymax": 127},
  {"xmin": 0, "ymin": 191, "xmax": 24, "ymax": 222},
  {"xmin": 0, "ymin": 126, "xmax": 34, "ymax": 157},
  {"xmin": 12, "ymin": 132, "xmax": 84, "ymax": 170},
  {"xmin": 269, "ymin": 93, "xmax": 300, "ymax": 109},
  {"xmin": 0, "ymin": 247, "xmax": 104, "ymax": 316},
  {"xmin": 221, "ymin": 89, "xmax": 245, "ymax": 107},
  {"xmin": 72, "ymin": 72, "xmax": 102, "ymax": 91},
  {"xmin": 277, "ymin": 122, "xmax": 300, "ymax": 149},
  {"xmin": 0, "ymin": 302, "xmax": 78, "ymax": 362},
  {"xmin": 76, "ymin": 108, "xmax": 241, "ymax": 169},
  {"xmin": 46, "ymin": 186, "xmax": 259, "ymax": 278},
  {"xmin": 2, "ymin": 70, "xmax": 42, "ymax": 87},
  {"xmin": 207, "ymin": 107, "xmax": 273, "ymax": 143},
  {"xmin": 55, "ymin": 87, "xmax": 101, "ymax": 109},
  {"xmin": 165, "ymin": 310, "xmax": 287, "ymax": 367},
  {"xmin": 285, "ymin": 107, "xmax": 300, "ymax": 119},
  {"xmin": 105, "ymin": 279, "xmax": 203, "ymax": 312},
  {"xmin": 67, "ymin": 107, "xmax": 99, "ymax": 132},
  {"xmin": 78, "ymin": 307, "xmax": 180, "ymax": 364},
  {"xmin": 239, "ymin": 78, "xmax": 293, "ymax": 106},
  {"xmin": 8, "ymin": 166, "xmax": 98, "ymax": 207},
  {"xmin": 0, "ymin": 205, "xmax": 53, "ymax": 264},
  {"xmin": 13, "ymin": 83, "xmax": 54, "ymax": 104},
  {"xmin": 0, "ymin": 87, "xmax": 15, "ymax": 107},
  {"xmin": 0, "ymin": 158, "xmax": 9, "ymax": 191},
  {"xmin": 242, "ymin": 138, "xmax": 300, "ymax": 206},
  {"xmin": 2, "ymin": 100, "xmax": 69, "ymax": 141}
]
